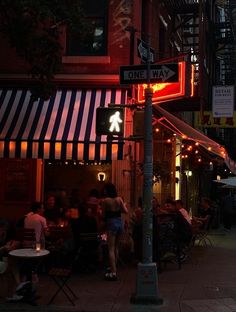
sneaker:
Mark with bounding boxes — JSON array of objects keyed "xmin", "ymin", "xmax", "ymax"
[
  {"xmin": 6, "ymin": 294, "xmax": 24, "ymax": 302},
  {"xmin": 16, "ymin": 281, "xmax": 31, "ymax": 292},
  {"xmin": 104, "ymin": 272, "xmax": 118, "ymax": 281}
]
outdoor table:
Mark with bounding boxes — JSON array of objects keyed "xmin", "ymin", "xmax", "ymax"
[
  {"xmin": 9, "ymin": 248, "xmax": 49, "ymax": 259},
  {"xmin": 9, "ymin": 248, "xmax": 50, "ymax": 280},
  {"xmin": 8, "ymin": 248, "xmax": 50, "ymax": 305}
]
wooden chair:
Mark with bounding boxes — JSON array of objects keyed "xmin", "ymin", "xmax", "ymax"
[
  {"xmin": 16, "ymin": 228, "xmax": 36, "ymax": 248},
  {"xmin": 76, "ymin": 232, "xmax": 100, "ymax": 272},
  {"xmin": 48, "ymin": 226, "xmax": 72, "ymax": 242}
]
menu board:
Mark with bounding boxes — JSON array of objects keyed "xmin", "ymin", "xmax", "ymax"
[{"xmin": 5, "ymin": 160, "xmax": 31, "ymax": 202}]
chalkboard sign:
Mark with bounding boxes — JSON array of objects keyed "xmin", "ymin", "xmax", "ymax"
[{"xmin": 5, "ymin": 160, "xmax": 31, "ymax": 202}]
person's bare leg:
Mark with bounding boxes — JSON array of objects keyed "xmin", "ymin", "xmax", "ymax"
[
  {"xmin": 107, "ymin": 233, "xmax": 116, "ymax": 274},
  {"xmin": 115, "ymin": 233, "xmax": 122, "ymax": 266}
]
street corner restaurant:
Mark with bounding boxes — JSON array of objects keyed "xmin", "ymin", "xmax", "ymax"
[{"xmin": 0, "ymin": 87, "xmax": 130, "ymax": 221}]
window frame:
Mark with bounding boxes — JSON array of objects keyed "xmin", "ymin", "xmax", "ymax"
[{"xmin": 66, "ymin": 0, "xmax": 109, "ymax": 57}]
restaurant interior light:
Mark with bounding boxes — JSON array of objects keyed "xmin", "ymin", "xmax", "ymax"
[{"xmin": 185, "ymin": 170, "xmax": 192, "ymax": 177}]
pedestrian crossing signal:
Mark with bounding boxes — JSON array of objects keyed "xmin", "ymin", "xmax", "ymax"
[{"xmin": 96, "ymin": 107, "xmax": 124, "ymax": 136}]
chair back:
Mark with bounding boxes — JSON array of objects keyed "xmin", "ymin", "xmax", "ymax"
[
  {"xmin": 16, "ymin": 228, "xmax": 35, "ymax": 248},
  {"xmin": 49, "ymin": 226, "xmax": 73, "ymax": 241}
]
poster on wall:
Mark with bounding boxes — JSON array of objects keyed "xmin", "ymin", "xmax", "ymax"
[
  {"xmin": 212, "ymin": 85, "xmax": 234, "ymax": 118},
  {"xmin": 5, "ymin": 160, "xmax": 31, "ymax": 202}
]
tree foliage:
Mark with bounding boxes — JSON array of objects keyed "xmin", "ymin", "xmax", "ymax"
[{"xmin": 0, "ymin": 0, "xmax": 87, "ymax": 100}]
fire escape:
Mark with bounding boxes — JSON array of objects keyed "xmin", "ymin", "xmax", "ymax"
[
  {"xmin": 164, "ymin": 0, "xmax": 235, "ymax": 99},
  {"xmin": 215, "ymin": 0, "xmax": 235, "ymax": 85},
  {"xmin": 163, "ymin": 0, "xmax": 236, "ymax": 160},
  {"xmin": 163, "ymin": 0, "xmax": 205, "ymax": 105},
  {"xmin": 214, "ymin": 0, "xmax": 236, "ymax": 160}
]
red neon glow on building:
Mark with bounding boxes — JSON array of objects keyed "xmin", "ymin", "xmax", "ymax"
[{"xmin": 137, "ymin": 62, "xmax": 194, "ymax": 103}]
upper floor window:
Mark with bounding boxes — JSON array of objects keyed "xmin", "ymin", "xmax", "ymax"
[{"xmin": 66, "ymin": 0, "xmax": 108, "ymax": 56}]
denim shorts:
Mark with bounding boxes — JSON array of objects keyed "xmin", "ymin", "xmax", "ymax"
[{"xmin": 106, "ymin": 217, "xmax": 124, "ymax": 235}]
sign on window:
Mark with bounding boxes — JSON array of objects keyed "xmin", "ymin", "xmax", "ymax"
[{"xmin": 212, "ymin": 86, "xmax": 234, "ymax": 118}]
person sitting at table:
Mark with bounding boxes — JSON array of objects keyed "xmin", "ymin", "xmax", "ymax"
[
  {"xmin": 175, "ymin": 200, "xmax": 192, "ymax": 225},
  {"xmin": 157, "ymin": 199, "xmax": 193, "ymax": 261},
  {"xmin": 44, "ymin": 195, "xmax": 60, "ymax": 225},
  {"xmin": 192, "ymin": 197, "xmax": 215, "ymax": 230},
  {"xmin": 24, "ymin": 201, "xmax": 49, "ymax": 248},
  {"xmin": 162, "ymin": 199, "xmax": 192, "ymax": 238}
]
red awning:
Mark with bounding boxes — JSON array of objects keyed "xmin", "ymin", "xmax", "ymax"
[{"xmin": 153, "ymin": 105, "xmax": 236, "ymax": 174}]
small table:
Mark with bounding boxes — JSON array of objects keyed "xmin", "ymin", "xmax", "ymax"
[
  {"xmin": 9, "ymin": 248, "xmax": 50, "ymax": 259},
  {"xmin": 8, "ymin": 249, "xmax": 50, "ymax": 305},
  {"xmin": 9, "ymin": 248, "xmax": 50, "ymax": 281}
]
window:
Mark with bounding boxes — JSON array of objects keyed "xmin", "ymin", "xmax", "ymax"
[{"xmin": 66, "ymin": 0, "xmax": 108, "ymax": 56}]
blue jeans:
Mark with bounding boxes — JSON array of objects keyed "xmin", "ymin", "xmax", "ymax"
[{"xmin": 106, "ymin": 217, "xmax": 124, "ymax": 235}]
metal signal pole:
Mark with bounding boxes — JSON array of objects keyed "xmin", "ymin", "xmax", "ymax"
[{"xmin": 130, "ymin": 1, "xmax": 162, "ymax": 304}]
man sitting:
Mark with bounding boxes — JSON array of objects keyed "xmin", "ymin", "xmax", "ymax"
[
  {"xmin": 192, "ymin": 197, "xmax": 214, "ymax": 231},
  {"xmin": 24, "ymin": 202, "xmax": 49, "ymax": 247}
]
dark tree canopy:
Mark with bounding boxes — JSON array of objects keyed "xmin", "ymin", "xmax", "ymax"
[{"xmin": 0, "ymin": 0, "xmax": 87, "ymax": 100}]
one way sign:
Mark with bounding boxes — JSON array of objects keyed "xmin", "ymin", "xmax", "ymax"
[{"xmin": 120, "ymin": 63, "xmax": 179, "ymax": 84}]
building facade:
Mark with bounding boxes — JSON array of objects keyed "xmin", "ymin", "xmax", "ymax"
[{"xmin": 0, "ymin": 0, "xmax": 234, "ymax": 221}]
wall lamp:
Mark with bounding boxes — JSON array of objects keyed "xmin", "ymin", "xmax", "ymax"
[{"xmin": 97, "ymin": 172, "xmax": 106, "ymax": 182}]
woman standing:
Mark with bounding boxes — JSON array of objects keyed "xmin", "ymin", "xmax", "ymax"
[{"xmin": 101, "ymin": 183, "xmax": 128, "ymax": 281}]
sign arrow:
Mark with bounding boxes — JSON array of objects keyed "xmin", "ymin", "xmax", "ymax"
[{"xmin": 149, "ymin": 65, "xmax": 176, "ymax": 81}]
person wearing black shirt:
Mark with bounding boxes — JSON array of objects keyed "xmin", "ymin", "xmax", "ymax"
[{"xmin": 193, "ymin": 197, "xmax": 214, "ymax": 230}]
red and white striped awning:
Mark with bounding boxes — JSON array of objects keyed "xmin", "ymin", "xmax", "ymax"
[
  {"xmin": 0, "ymin": 88, "xmax": 127, "ymax": 161},
  {"xmin": 154, "ymin": 105, "xmax": 236, "ymax": 174}
]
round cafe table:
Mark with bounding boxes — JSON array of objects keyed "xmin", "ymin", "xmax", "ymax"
[
  {"xmin": 9, "ymin": 248, "xmax": 49, "ymax": 259},
  {"xmin": 9, "ymin": 248, "xmax": 50, "ymax": 281},
  {"xmin": 8, "ymin": 248, "xmax": 50, "ymax": 305}
]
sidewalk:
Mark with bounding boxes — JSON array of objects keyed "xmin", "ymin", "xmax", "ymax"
[{"xmin": 1, "ymin": 227, "xmax": 236, "ymax": 311}]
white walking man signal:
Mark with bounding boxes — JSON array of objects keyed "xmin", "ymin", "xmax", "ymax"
[{"xmin": 109, "ymin": 111, "xmax": 123, "ymax": 133}]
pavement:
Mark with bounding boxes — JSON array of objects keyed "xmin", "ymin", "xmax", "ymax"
[{"xmin": 1, "ymin": 226, "xmax": 236, "ymax": 312}]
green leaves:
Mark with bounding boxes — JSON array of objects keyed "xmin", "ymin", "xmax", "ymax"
[{"xmin": 0, "ymin": 0, "xmax": 86, "ymax": 100}]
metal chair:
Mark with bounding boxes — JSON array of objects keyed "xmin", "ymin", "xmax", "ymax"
[
  {"xmin": 194, "ymin": 229, "xmax": 213, "ymax": 247},
  {"xmin": 193, "ymin": 217, "xmax": 213, "ymax": 247},
  {"xmin": 47, "ymin": 250, "xmax": 79, "ymax": 305}
]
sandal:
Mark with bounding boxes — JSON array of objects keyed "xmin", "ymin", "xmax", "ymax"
[{"xmin": 104, "ymin": 272, "xmax": 118, "ymax": 281}]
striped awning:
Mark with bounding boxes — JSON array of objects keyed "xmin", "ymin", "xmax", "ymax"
[
  {"xmin": 154, "ymin": 105, "xmax": 236, "ymax": 174},
  {"xmin": 0, "ymin": 88, "xmax": 127, "ymax": 161}
]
